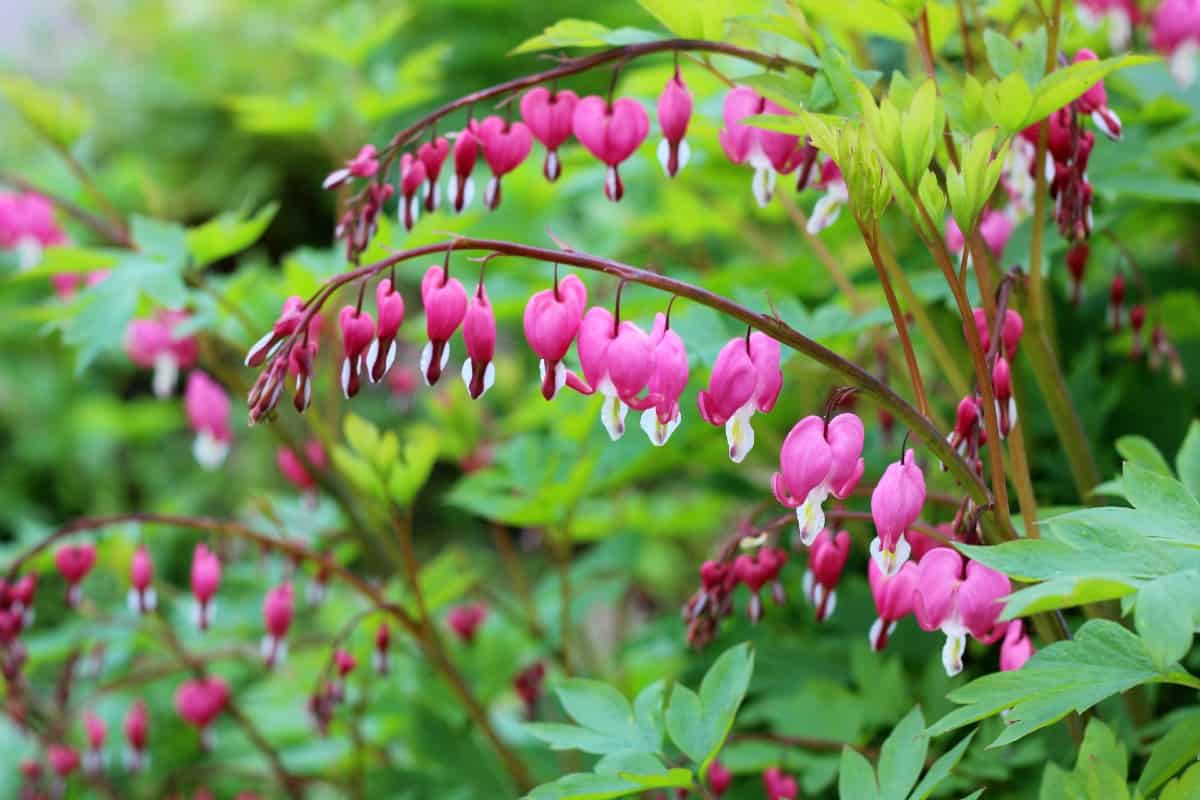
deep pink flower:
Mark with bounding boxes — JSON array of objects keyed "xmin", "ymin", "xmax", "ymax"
[
  {"xmin": 981, "ymin": 210, "xmax": 1015, "ymax": 260},
  {"xmin": 520, "ymin": 87, "xmax": 580, "ymax": 181},
  {"xmin": 696, "ymin": 333, "xmax": 782, "ymax": 463},
  {"xmin": 575, "ymin": 306, "xmax": 658, "ymax": 440},
  {"xmin": 0, "ymin": 191, "xmax": 67, "ymax": 270},
  {"xmin": 128, "ymin": 545, "xmax": 156, "ymax": 615},
  {"xmin": 771, "ymin": 413, "xmax": 865, "ymax": 544},
  {"xmin": 373, "ymin": 623, "xmax": 391, "ymax": 675},
  {"xmin": 870, "ymin": 449, "xmax": 926, "ymax": 575},
  {"xmin": 417, "ymin": 136, "xmax": 450, "ymax": 212},
  {"xmin": 947, "ymin": 395, "xmax": 981, "ymax": 457},
  {"xmin": 1153, "ymin": 0, "xmax": 1200, "ymax": 86},
  {"xmin": 190, "ymin": 544, "xmax": 221, "ymax": 630},
  {"xmin": 261, "ymin": 582, "xmax": 294, "ymax": 668},
  {"xmin": 288, "ymin": 337, "xmax": 318, "ymax": 413},
  {"xmin": 1110, "ymin": 272, "xmax": 1127, "ymax": 330},
  {"xmin": 123, "ymin": 699, "xmax": 149, "ymax": 771},
  {"xmin": 993, "ymin": 355, "xmax": 1017, "ymax": 438},
  {"xmin": 523, "ymin": 273, "xmax": 588, "ymax": 400},
  {"xmin": 447, "ymin": 124, "xmax": 480, "ymax": 213},
  {"xmin": 461, "ymin": 283, "xmax": 497, "ymax": 399},
  {"xmin": 476, "ymin": 115, "xmax": 533, "ymax": 210},
  {"xmin": 907, "ymin": 525, "xmax": 953, "ymax": 562},
  {"xmin": 277, "ymin": 440, "xmax": 327, "ymax": 493},
  {"xmin": 1074, "ymin": 50, "xmax": 1123, "ymax": 139},
  {"xmin": 47, "ymin": 745, "xmax": 79, "ymax": 778},
  {"xmin": 803, "ymin": 529, "xmax": 851, "ymax": 622},
  {"xmin": 1000, "ymin": 619, "xmax": 1035, "ymax": 671},
  {"xmin": 335, "ymin": 649, "xmax": 357, "ymax": 677},
  {"xmin": 398, "ymin": 153, "xmax": 427, "ymax": 232},
  {"xmin": 124, "ymin": 312, "xmax": 199, "ymax": 397},
  {"xmin": 656, "ymin": 71, "xmax": 693, "ymax": 177},
  {"xmin": 572, "ymin": 95, "xmax": 650, "ymax": 201},
  {"xmin": 55, "ymin": 543, "xmax": 96, "ymax": 607},
  {"xmin": 708, "ymin": 760, "xmax": 732, "ymax": 796},
  {"xmin": 733, "ymin": 548, "xmax": 787, "ymax": 623},
  {"xmin": 807, "ymin": 159, "xmax": 849, "ymax": 233},
  {"xmin": 868, "ymin": 558, "xmax": 918, "ymax": 651},
  {"xmin": 914, "ymin": 547, "xmax": 1011, "ymax": 675},
  {"xmin": 447, "ymin": 602, "xmax": 489, "ymax": 644},
  {"xmin": 763, "ymin": 767, "xmax": 798, "ymax": 800},
  {"xmin": 322, "ymin": 144, "xmax": 379, "ymax": 190},
  {"xmin": 946, "ymin": 216, "xmax": 966, "ymax": 253},
  {"xmin": 970, "ymin": 307, "xmax": 1023, "ymax": 360},
  {"xmin": 174, "ymin": 676, "xmax": 229, "ymax": 731},
  {"xmin": 184, "ymin": 371, "xmax": 231, "ymax": 469},
  {"xmin": 83, "ymin": 711, "xmax": 106, "ymax": 773},
  {"xmin": 719, "ymin": 87, "xmax": 799, "ymax": 207},
  {"xmin": 420, "ymin": 263, "xmax": 469, "ymax": 386},
  {"xmin": 245, "ymin": 295, "xmax": 305, "ymax": 367},
  {"xmin": 640, "ymin": 312, "xmax": 689, "ymax": 445},
  {"xmin": 338, "ymin": 305, "xmax": 376, "ymax": 399},
  {"xmin": 368, "ymin": 278, "xmax": 405, "ymax": 384}
]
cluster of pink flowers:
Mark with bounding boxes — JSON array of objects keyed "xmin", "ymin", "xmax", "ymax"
[{"xmin": 1079, "ymin": 0, "xmax": 1200, "ymax": 86}]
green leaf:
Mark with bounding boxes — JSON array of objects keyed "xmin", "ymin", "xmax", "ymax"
[
  {"xmin": 1161, "ymin": 763, "xmax": 1200, "ymax": 800},
  {"xmin": 664, "ymin": 685, "xmax": 706, "ymax": 763},
  {"xmin": 510, "ymin": 20, "xmax": 658, "ymax": 54},
  {"xmin": 0, "ymin": 73, "xmax": 92, "ymax": 147},
  {"xmin": 185, "ymin": 203, "xmax": 278, "ymax": 268},
  {"xmin": 1025, "ymin": 54, "xmax": 1157, "ymax": 127},
  {"xmin": 1134, "ymin": 573, "xmax": 1197, "ymax": 669},
  {"xmin": 929, "ymin": 620, "xmax": 1200, "ymax": 747},
  {"xmin": 838, "ymin": 746, "xmax": 880, "ymax": 800},
  {"xmin": 1001, "ymin": 575, "xmax": 1136, "ymax": 618},
  {"xmin": 982, "ymin": 30, "xmax": 1021, "ymax": 80},
  {"xmin": 696, "ymin": 642, "xmax": 755, "ymax": 773},
  {"xmin": 530, "ymin": 679, "xmax": 662, "ymax": 757},
  {"xmin": 526, "ymin": 768, "xmax": 689, "ymax": 800},
  {"xmin": 1122, "ymin": 462, "xmax": 1200, "ymax": 544},
  {"xmin": 907, "ymin": 732, "xmax": 976, "ymax": 800},
  {"xmin": 877, "ymin": 706, "xmax": 927, "ymax": 800},
  {"xmin": 15, "ymin": 245, "xmax": 121, "ymax": 279},
  {"xmin": 1116, "ymin": 436, "xmax": 1174, "ymax": 477},
  {"xmin": 636, "ymin": 0, "xmax": 703, "ymax": 38},
  {"xmin": 557, "ymin": 680, "xmax": 638, "ymax": 739},
  {"xmin": 632, "ymin": 681, "xmax": 666, "ymax": 752},
  {"xmin": 1137, "ymin": 710, "xmax": 1200, "ymax": 795},
  {"xmin": 984, "ymin": 73, "xmax": 1033, "ymax": 132},
  {"xmin": 1177, "ymin": 421, "xmax": 1200, "ymax": 501}
]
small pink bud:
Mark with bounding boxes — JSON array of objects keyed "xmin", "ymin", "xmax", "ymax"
[
  {"xmin": 55, "ymin": 543, "xmax": 96, "ymax": 607},
  {"xmin": 447, "ymin": 125, "xmax": 479, "ymax": 213},
  {"xmin": 572, "ymin": 95, "xmax": 650, "ymax": 201},
  {"xmin": 420, "ymin": 264, "xmax": 469, "ymax": 386},
  {"xmin": 763, "ymin": 766, "xmax": 798, "ymax": 800},
  {"xmin": 338, "ymin": 306, "xmax": 376, "ymax": 399},
  {"xmin": 1110, "ymin": 273, "xmax": 1127, "ymax": 330},
  {"xmin": 262, "ymin": 582, "xmax": 295, "ymax": 667},
  {"xmin": 870, "ymin": 449, "xmax": 926, "ymax": 575},
  {"xmin": 447, "ymin": 602, "xmax": 489, "ymax": 644},
  {"xmin": 128, "ymin": 545, "xmax": 156, "ymax": 615},
  {"xmin": 47, "ymin": 745, "xmax": 79, "ymax": 778},
  {"xmin": 417, "ymin": 137, "xmax": 450, "ymax": 212},
  {"xmin": 334, "ymin": 648, "xmax": 358, "ymax": 677},
  {"xmin": 373, "ymin": 623, "xmax": 391, "ymax": 675},
  {"xmin": 803, "ymin": 530, "xmax": 851, "ymax": 622},
  {"xmin": 124, "ymin": 699, "xmax": 149, "ymax": 755},
  {"xmin": 245, "ymin": 296, "xmax": 305, "ymax": 367},
  {"xmin": 175, "ymin": 676, "xmax": 229, "ymax": 731},
  {"xmin": 369, "ymin": 279, "xmax": 406, "ymax": 383},
  {"xmin": 461, "ymin": 283, "xmax": 497, "ymax": 399},
  {"xmin": 708, "ymin": 760, "xmax": 732, "ymax": 796},
  {"xmin": 190, "ymin": 544, "xmax": 221, "ymax": 630},
  {"xmin": 520, "ymin": 87, "xmax": 580, "ymax": 181},
  {"xmin": 993, "ymin": 356, "xmax": 1016, "ymax": 438},
  {"xmin": 656, "ymin": 71, "xmax": 693, "ymax": 177}
]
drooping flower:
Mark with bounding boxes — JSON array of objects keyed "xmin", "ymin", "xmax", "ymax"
[
  {"xmin": 420, "ymin": 263, "xmax": 469, "ymax": 386},
  {"xmin": 245, "ymin": 296, "xmax": 305, "ymax": 368},
  {"xmin": 447, "ymin": 602, "xmax": 489, "ymax": 644},
  {"xmin": 124, "ymin": 311, "xmax": 199, "ymax": 397},
  {"xmin": 1073, "ymin": 49, "xmax": 1123, "ymax": 139},
  {"xmin": 870, "ymin": 449, "xmax": 926, "ymax": 576},
  {"xmin": 640, "ymin": 312, "xmax": 689, "ymax": 446},
  {"xmin": 277, "ymin": 440, "xmax": 328, "ymax": 495},
  {"xmin": 127, "ymin": 545, "xmax": 156, "ymax": 615},
  {"xmin": 83, "ymin": 711, "xmax": 106, "ymax": 774},
  {"xmin": 806, "ymin": 160, "xmax": 849, "ymax": 233},
  {"xmin": 368, "ymin": 279, "xmax": 405, "ymax": 384},
  {"xmin": 190, "ymin": 544, "xmax": 221, "ymax": 631},
  {"xmin": 398, "ymin": 153, "xmax": 427, "ymax": 232},
  {"xmin": 523, "ymin": 273, "xmax": 588, "ymax": 400},
  {"xmin": 572, "ymin": 95, "xmax": 650, "ymax": 201},
  {"xmin": 47, "ymin": 745, "xmax": 79, "ymax": 779},
  {"xmin": 447, "ymin": 123, "xmax": 480, "ymax": 214},
  {"xmin": 708, "ymin": 760, "xmax": 732, "ymax": 797},
  {"xmin": 718, "ymin": 86, "xmax": 799, "ymax": 207},
  {"xmin": 575, "ymin": 305, "xmax": 658, "ymax": 440},
  {"xmin": 185, "ymin": 371, "xmax": 232, "ymax": 469},
  {"xmin": 947, "ymin": 395, "xmax": 981, "ymax": 457},
  {"xmin": 802, "ymin": 529, "xmax": 851, "ymax": 622},
  {"xmin": 992, "ymin": 355, "xmax": 1017, "ymax": 438},
  {"xmin": 514, "ymin": 661, "xmax": 546, "ymax": 719},
  {"xmin": 914, "ymin": 547, "xmax": 1011, "ymax": 676},
  {"xmin": 461, "ymin": 282, "xmax": 497, "ymax": 399},
  {"xmin": 946, "ymin": 210, "xmax": 1013, "ymax": 265},
  {"xmin": 868, "ymin": 558, "xmax": 918, "ymax": 651},
  {"xmin": 732, "ymin": 547, "xmax": 788, "ymax": 623},
  {"xmin": 1153, "ymin": 0, "xmax": 1200, "ymax": 86},
  {"xmin": 123, "ymin": 699, "xmax": 149, "ymax": 772},
  {"xmin": 656, "ymin": 70, "xmax": 693, "ymax": 177},
  {"xmin": 322, "ymin": 144, "xmax": 379, "ymax": 190},
  {"xmin": 417, "ymin": 136, "xmax": 451, "ymax": 212},
  {"xmin": 1000, "ymin": 619, "xmax": 1035, "ymax": 671},
  {"xmin": 338, "ymin": 305, "xmax": 376, "ymax": 399},
  {"xmin": 261, "ymin": 582, "xmax": 294, "ymax": 668},
  {"xmin": 970, "ymin": 307, "xmax": 1023, "ymax": 360},
  {"xmin": 373, "ymin": 623, "xmax": 391, "ymax": 675},
  {"xmin": 476, "ymin": 115, "xmax": 533, "ymax": 210},
  {"xmin": 10, "ymin": 573, "xmax": 36, "ymax": 628},
  {"xmin": 174, "ymin": 676, "xmax": 230, "ymax": 738},
  {"xmin": 763, "ymin": 767, "xmax": 798, "ymax": 800},
  {"xmin": 55, "ymin": 543, "xmax": 96, "ymax": 608},
  {"xmin": 1131, "ymin": 304, "xmax": 1148, "ymax": 358},
  {"xmin": 771, "ymin": 414, "xmax": 865, "ymax": 544},
  {"xmin": 1067, "ymin": 242, "xmax": 1090, "ymax": 304},
  {"xmin": 696, "ymin": 333, "xmax": 782, "ymax": 463},
  {"xmin": 288, "ymin": 336, "xmax": 318, "ymax": 413},
  {"xmin": 520, "ymin": 87, "xmax": 580, "ymax": 181},
  {"xmin": 1110, "ymin": 272, "xmax": 1127, "ymax": 330}
]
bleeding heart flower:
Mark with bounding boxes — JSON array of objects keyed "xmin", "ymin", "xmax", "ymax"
[
  {"xmin": 1000, "ymin": 619, "xmax": 1035, "ymax": 671},
  {"xmin": 55, "ymin": 543, "xmax": 96, "ymax": 608},
  {"xmin": 806, "ymin": 159, "xmax": 849, "ymax": 233},
  {"xmin": 1153, "ymin": 0, "xmax": 1200, "ymax": 86},
  {"xmin": 639, "ymin": 312, "xmax": 689, "ymax": 446},
  {"xmin": 708, "ymin": 760, "xmax": 732, "ymax": 797},
  {"xmin": 418, "ymin": 136, "xmax": 450, "ymax": 212},
  {"xmin": 524, "ymin": 273, "xmax": 588, "ymax": 400},
  {"xmin": 947, "ymin": 395, "xmax": 981, "ymax": 457},
  {"xmin": 277, "ymin": 440, "xmax": 327, "ymax": 496},
  {"xmin": 83, "ymin": 711, "xmax": 106, "ymax": 774},
  {"xmin": 718, "ymin": 86, "xmax": 799, "ymax": 207},
  {"xmin": 914, "ymin": 547, "xmax": 1011, "ymax": 675},
  {"xmin": 476, "ymin": 115, "xmax": 533, "ymax": 210},
  {"xmin": 123, "ymin": 699, "xmax": 149, "ymax": 772},
  {"xmin": 288, "ymin": 337, "xmax": 318, "ymax": 413},
  {"xmin": 868, "ymin": 558, "xmax": 918, "ymax": 651},
  {"xmin": 1073, "ymin": 49, "xmax": 1123, "ymax": 139},
  {"xmin": 420, "ymin": 263, "xmax": 469, "ymax": 386},
  {"xmin": 261, "ymin": 582, "xmax": 294, "ymax": 668},
  {"xmin": 575, "ymin": 305, "xmax": 658, "ymax": 440},
  {"xmin": 697, "ymin": 333, "xmax": 782, "ymax": 463},
  {"xmin": 338, "ymin": 305, "xmax": 376, "ymax": 399},
  {"xmin": 185, "ymin": 372, "xmax": 232, "ymax": 469},
  {"xmin": 322, "ymin": 144, "xmax": 379, "ymax": 190},
  {"xmin": 47, "ymin": 745, "xmax": 79, "ymax": 778},
  {"xmin": 803, "ymin": 529, "xmax": 851, "ymax": 622},
  {"xmin": 190, "ymin": 544, "xmax": 221, "ymax": 631},
  {"xmin": 398, "ymin": 153, "xmax": 427, "ymax": 232},
  {"xmin": 993, "ymin": 355, "xmax": 1017, "ymax": 439},
  {"xmin": 461, "ymin": 282, "xmax": 497, "ymax": 399},
  {"xmin": 572, "ymin": 95, "xmax": 650, "ymax": 201},
  {"xmin": 656, "ymin": 70, "xmax": 693, "ymax": 177},
  {"xmin": 174, "ymin": 676, "xmax": 230, "ymax": 733},
  {"xmin": 127, "ymin": 545, "xmax": 156, "ymax": 615},
  {"xmin": 772, "ymin": 413, "xmax": 865, "ymax": 545},
  {"xmin": 520, "ymin": 87, "xmax": 580, "ymax": 181},
  {"xmin": 447, "ymin": 602, "xmax": 489, "ymax": 644},
  {"xmin": 245, "ymin": 296, "xmax": 305, "ymax": 367},
  {"xmin": 447, "ymin": 123, "xmax": 480, "ymax": 213},
  {"xmin": 369, "ymin": 279, "xmax": 406, "ymax": 383},
  {"xmin": 763, "ymin": 766, "xmax": 798, "ymax": 800},
  {"xmin": 870, "ymin": 449, "xmax": 926, "ymax": 576},
  {"xmin": 124, "ymin": 311, "xmax": 199, "ymax": 397},
  {"xmin": 373, "ymin": 623, "xmax": 391, "ymax": 675}
]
